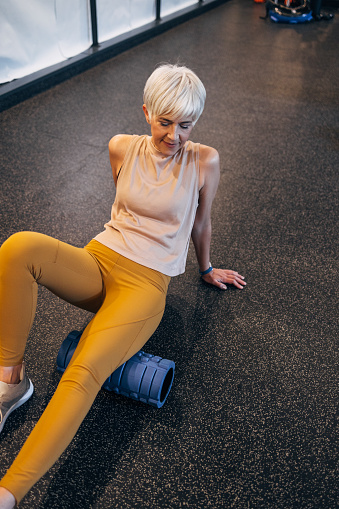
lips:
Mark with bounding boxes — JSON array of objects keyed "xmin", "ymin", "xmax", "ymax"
[{"xmin": 163, "ymin": 140, "xmax": 179, "ymax": 148}]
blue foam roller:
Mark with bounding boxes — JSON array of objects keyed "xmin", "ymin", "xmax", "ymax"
[
  {"xmin": 57, "ymin": 330, "xmax": 175, "ymax": 408},
  {"xmin": 120, "ymin": 361, "xmax": 146, "ymax": 394},
  {"xmin": 56, "ymin": 330, "xmax": 81, "ymax": 371}
]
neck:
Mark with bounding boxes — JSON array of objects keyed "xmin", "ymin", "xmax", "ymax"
[{"xmin": 150, "ymin": 139, "xmax": 162, "ymax": 154}]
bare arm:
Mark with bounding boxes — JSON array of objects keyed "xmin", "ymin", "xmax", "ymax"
[
  {"xmin": 191, "ymin": 145, "xmax": 246, "ymax": 291},
  {"xmin": 191, "ymin": 145, "xmax": 219, "ymax": 273}
]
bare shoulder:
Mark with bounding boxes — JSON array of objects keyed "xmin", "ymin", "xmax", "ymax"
[
  {"xmin": 108, "ymin": 134, "xmax": 134, "ymax": 159},
  {"xmin": 199, "ymin": 144, "xmax": 220, "ymax": 165},
  {"xmin": 198, "ymin": 144, "xmax": 220, "ymax": 189},
  {"xmin": 108, "ymin": 134, "xmax": 134, "ymax": 184}
]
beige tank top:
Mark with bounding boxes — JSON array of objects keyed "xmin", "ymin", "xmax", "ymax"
[{"xmin": 95, "ymin": 135, "xmax": 200, "ymax": 276}]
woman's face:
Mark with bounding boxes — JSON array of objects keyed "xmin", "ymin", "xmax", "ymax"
[{"xmin": 143, "ymin": 105, "xmax": 194, "ymax": 157}]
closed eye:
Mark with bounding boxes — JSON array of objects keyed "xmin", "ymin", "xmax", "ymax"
[{"xmin": 159, "ymin": 118, "xmax": 192, "ymax": 129}]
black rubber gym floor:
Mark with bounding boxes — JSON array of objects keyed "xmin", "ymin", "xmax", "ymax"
[{"xmin": 0, "ymin": 1, "xmax": 338, "ymax": 507}]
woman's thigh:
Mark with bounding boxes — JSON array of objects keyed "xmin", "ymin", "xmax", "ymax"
[
  {"xmin": 34, "ymin": 234, "xmax": 104, "ymax": 312},
  {"xmin": 66, "ymin": 255, "xmax": 170, "ymax": 385},
  {"xmin": 0, "ymin": 232, "xmax": 105, "ymax": 364},
  {"xmin": 1, "ymin": 232, "xmax": 104, "ymax": 311}
]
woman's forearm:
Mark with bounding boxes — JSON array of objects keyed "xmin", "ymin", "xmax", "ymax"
[{"xmin": 191, "ymin": 221, "xmax": 212, "ymax": 272}]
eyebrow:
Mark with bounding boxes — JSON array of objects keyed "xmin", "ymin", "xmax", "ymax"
[{"xmin": 159, "ymin": 117, "xmax": 192, "ymax": 124}]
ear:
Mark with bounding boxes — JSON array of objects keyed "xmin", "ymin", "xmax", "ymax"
[{"xmin": 143, "ymin": 104, "xmax": 151, "ymax": 124}]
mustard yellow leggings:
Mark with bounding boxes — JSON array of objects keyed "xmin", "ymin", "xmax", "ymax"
[{"xmin": 0, "ymin": 232, "xmax": 170, "ymax": 503}]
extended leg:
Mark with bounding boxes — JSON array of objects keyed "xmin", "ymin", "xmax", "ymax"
[{"xmin": 0, "ymin": 246, "xmax": 170, "ymax": 503}]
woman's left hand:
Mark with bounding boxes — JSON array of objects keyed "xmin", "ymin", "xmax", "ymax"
[{"xmin": 201, "ymin": 268, "xmax": 246, "ymax": 291}]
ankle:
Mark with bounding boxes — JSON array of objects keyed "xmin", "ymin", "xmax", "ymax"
[
  {"xmin": 0, "ymin": 365, "xmax": 22, "ymax": 385},
  {"xmin": 0, "ymin": 487, "xmax": 16, "ymax": 509}
]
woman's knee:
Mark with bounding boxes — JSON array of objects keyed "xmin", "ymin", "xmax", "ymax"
[{"xmin": 0, "ymin": 232, "xmax": 57, "ymax": 268}]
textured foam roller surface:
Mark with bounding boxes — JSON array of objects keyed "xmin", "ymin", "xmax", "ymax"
[{"xmin": 57, "ymin": 330, "xmax": 175, "ymax": 408}]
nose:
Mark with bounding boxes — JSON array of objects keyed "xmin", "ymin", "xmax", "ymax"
[{"xmin": 167, "ymin": 124, "xmax": 179, "ymax": 141}]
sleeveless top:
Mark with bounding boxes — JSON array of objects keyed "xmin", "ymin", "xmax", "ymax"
[{"xmin": 94, "ymin": 135, "xmax": 200, "ymax": 276}]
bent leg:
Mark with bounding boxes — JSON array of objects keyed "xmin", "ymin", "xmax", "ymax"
[
  {"xmin": 0, "ymin": 252, "xmax": 170, "ymax": 503},
  {"xmin": 0, "ymin": 232, "xmax": 103, "ymax": 366}
]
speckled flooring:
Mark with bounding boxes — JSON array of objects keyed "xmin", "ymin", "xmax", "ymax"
[{"xmin": 0, "ymin": 1, "xmax": 338, "ymax": 508}]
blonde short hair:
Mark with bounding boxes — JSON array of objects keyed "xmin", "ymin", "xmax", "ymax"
[{"xmin": 143, "ymin": 64, "xmax": 206, "ymax": 125}]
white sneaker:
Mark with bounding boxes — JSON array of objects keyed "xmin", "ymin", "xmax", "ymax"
[{"xmin": 0, "ymin": 363, "xmax": 34, "ymax": 433}]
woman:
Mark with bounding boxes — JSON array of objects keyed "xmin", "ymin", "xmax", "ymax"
[{"xmin": 0, "ymin": 64, "xmax": 246, "ymax": 508}]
